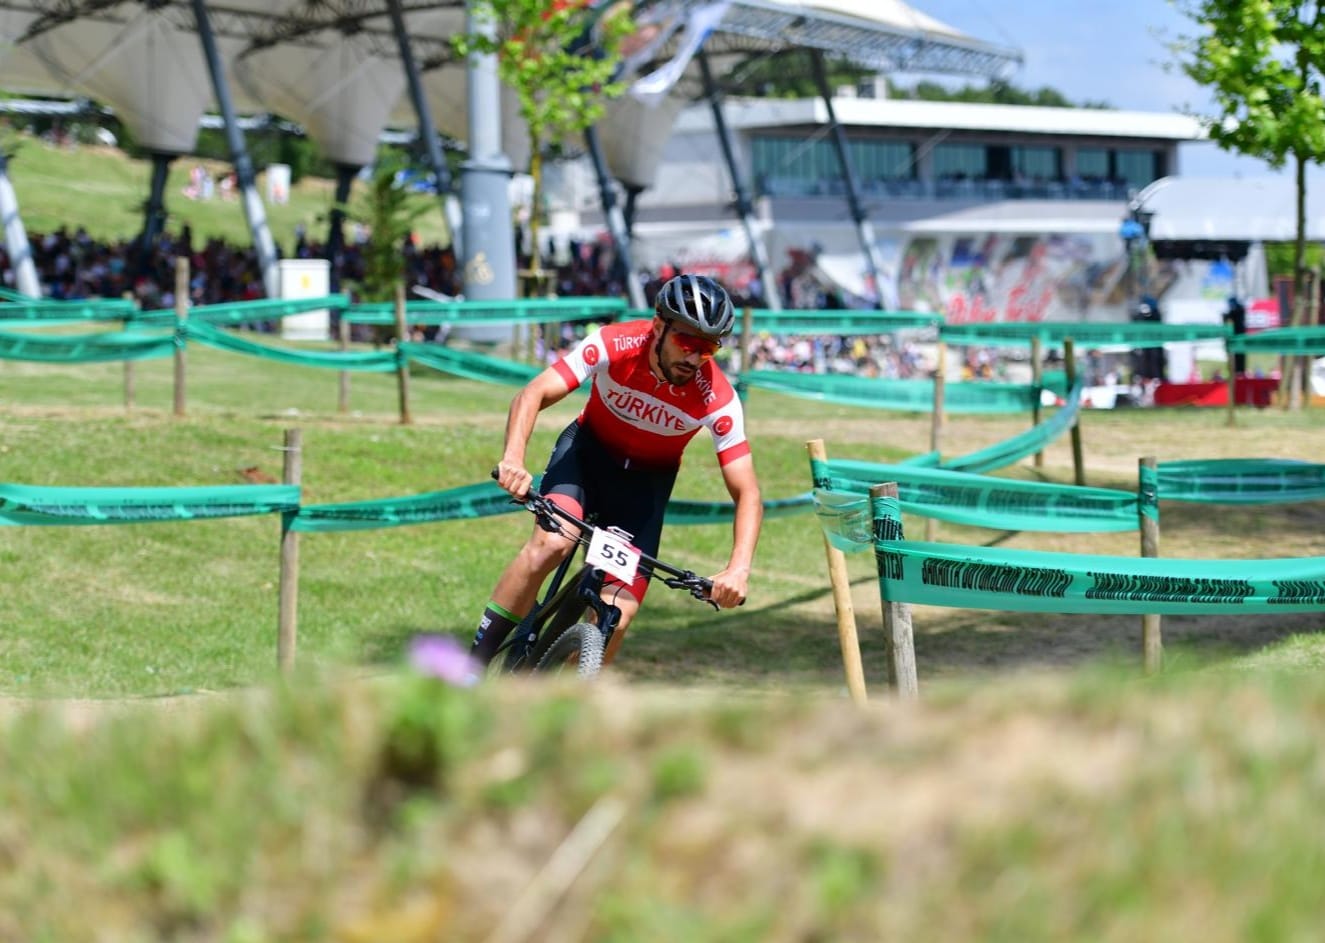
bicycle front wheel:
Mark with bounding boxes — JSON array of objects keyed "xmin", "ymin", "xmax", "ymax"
[{"xmin": 534, "ymin": 622, "xmax": 605, "ymax": 679}]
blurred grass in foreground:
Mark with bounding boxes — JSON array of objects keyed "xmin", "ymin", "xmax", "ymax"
[{"xmin": 6, "ymin": 664, "xmax": 1325, "ymax": 941}]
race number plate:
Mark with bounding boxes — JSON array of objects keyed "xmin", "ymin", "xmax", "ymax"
[{"xmin": 587, "ymin": 526, "xmax": 641, "ymax": 585}]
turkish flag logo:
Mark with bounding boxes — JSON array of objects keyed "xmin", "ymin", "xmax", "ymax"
[
  {"xmin": 714, "ymin": 416, "xmax": 734, "ymax": 437},
  {"xmin": 583, "ymin": 344, "xmax": 600, "ymax": 366}
]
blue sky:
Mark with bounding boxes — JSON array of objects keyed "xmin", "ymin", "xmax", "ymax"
[{"xmin": 914, "ymin": 0, "xmax": 1289, "ymax": 180}]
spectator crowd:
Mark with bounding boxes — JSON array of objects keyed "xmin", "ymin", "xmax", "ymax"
[{"xmin": 1, "ymin": 225, "xmax": 938, "ymax": 382}]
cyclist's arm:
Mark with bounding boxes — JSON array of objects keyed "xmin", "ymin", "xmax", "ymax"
[
  {"xmin": 494, "ymin": 366, "xmax": 572, "ymax": 498},
  {"xmin": 709, "ymin": 454, "xmax": 762, "ymax": 608}
]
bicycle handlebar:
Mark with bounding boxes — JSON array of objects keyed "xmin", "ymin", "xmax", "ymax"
[{"xmin": 492, "ymin": 469, "xmax": 723, "ymax": 608}]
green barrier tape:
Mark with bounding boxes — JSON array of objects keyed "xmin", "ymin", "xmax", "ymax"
[
  {"xmin": 191, "ymin": 294, "xmax": 349, "ymax": 325},
  {"xmin": 292, "ymin": 480, "xmax": 523, "ymax": 533},
  {"xmin": 1041, "ymin": 369, "xmax": 1069, "ymax": 397},
  {"xmin": 399, "ymin": 342, "xmax": 543, "ymax": 386},
  {"xmin": 0, "ymin": 483, "xmax": 299, "ymax": 526},
  {"xmin": 0, "ymin": 318, "xmax": 129, "ymax": 329},
  {"xmin": 621, "ymin": 309, "xmax": 942, "ymax": 334},
  {"xmin": 345, "ymin": 297, "xmax": 626, "ymax": 326},
  {"xmin": 1157, "ymin": 459, "xmax": 1325, "ymax": 504},
  {"xmin": 940, "ymin": 321, "xmax": 1230, "ymax": 348},
  {"xmin": 664, "ymin": 491, "xmax": 815, "ymax": 525},
  {"xmin": 942, "ymin": 380, "xmax": 1083, "ymax": 473},
  {"xmin": 870, "ymin": 495, "xmax": 1325, "ymax": 614},
  {"xmin": 742, "ymin": 370, "xmax": 1039, "ymax": 414},
  {"xmin": 0, "ymin": 327, "xmax": 176, "ymax": 363},
  {"xmin": 810, "ymin": 457, "xmax": 1139, "ymax": 533},
  {"xmin": 0, "ymin": 297, "xmax": 137, "ymax": 320},
  {"xmin": 1227, "ymin": 326, "xmax": 1325, "ymax": 355},
  {"xmin": 185, "ymin": 321, "xmax": 399, "ymax": 372},
  {"xmin": 133, "ymin": 295, "xmax": 350, "ymax": 328}
]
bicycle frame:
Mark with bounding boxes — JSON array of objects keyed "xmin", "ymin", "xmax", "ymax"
[{"xmin": 492, "ymin": 485, "xmax": 716, "ymax": 672}]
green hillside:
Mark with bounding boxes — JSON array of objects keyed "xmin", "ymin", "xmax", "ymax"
[{"xmin": 4, "ymin": 134, "xmax": 452, "ymax": 251}]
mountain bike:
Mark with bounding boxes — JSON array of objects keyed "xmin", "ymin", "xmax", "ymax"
[{"xmin": 492, "ymin": 479, "xmax": 719, "ymax": 679}]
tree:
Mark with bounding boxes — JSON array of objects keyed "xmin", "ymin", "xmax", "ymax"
[
  {"xmin": 347, "ymin": 151, "xmax": 430, "ymax": 304},
  {"xmin": 454, "ymin": 0, "xmax": 632, "ymax": 284},
  {"xmin": 1174, "ymin": 0, "xmax": 1325, "ymax": 405}
]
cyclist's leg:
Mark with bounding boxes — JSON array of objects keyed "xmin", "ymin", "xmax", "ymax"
[
  {"xmin": 471, "ymin": 421, "xmax": 589, "ymax": 664},
  {"xmin": 588, "ymin": 462, "xmax": 678, "ymax": 666},
  {"xmin": 600, "ymin": 585, "xmax": 640, "ymax": 665}
]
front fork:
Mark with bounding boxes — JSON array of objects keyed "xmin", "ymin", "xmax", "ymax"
[{"xmin": 503, "ymin": 565, "xmax": 621, "ymax": 670}]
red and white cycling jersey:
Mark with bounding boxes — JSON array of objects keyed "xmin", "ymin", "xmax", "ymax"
[{"xmin": 551, "ymin": 320, "xmax": 751, "ymax": 470}]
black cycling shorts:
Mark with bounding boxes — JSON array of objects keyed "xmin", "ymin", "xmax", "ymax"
[{"xmin": 540, "ymin": 420, "xmax": 678, "ymax": 599}]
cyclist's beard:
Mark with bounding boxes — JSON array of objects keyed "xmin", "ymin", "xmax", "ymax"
[{"xmin": 657, "ymin": 345, "xmax": 698, "ymax": 387}]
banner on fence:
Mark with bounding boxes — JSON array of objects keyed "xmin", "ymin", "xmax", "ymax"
[
  {"xmin": 869, "ymin": 495, "xmax": 1325, "ymax": 615},
  {"xmin": 1157, "ymin": 459, "xmax": 1325, "ymax": 504}
]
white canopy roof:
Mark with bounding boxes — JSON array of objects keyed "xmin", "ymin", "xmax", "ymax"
[{"xmin": 1136, "ymin": 175, "xmax": 1325, "ymax": 241}]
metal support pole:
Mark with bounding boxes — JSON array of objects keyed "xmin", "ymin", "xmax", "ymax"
[
  {"xmin": 327, "ymin": 163, "xmax": 359, "ymax": 293},
  {"xmin": 809, "ymin": 50, "xmax": 886, "ymax": 309},
  {"xmin": 388, "ymin": 0, "xmax": 463, "ymax": 257},
  {"xmin": 698, "ymin": 48, "xmax": 780, "ymax": 310},
  {"xmin": 460, "ymin": 0, "xmax": 517, "ymax": 303},
  {"xmin": 0, "ymin": 149, "xmax": 41, "ymax": 297},
  {"xmin": 139, "ymin": 152, "xmax": 175, "ymax": 279},
  {"xmin": 585, "ymin": 124, "xmax": 646, "ymax": 309},
  {"xmin": 191, "ymin": 0, "xmax": 279, "ymax": 299}
]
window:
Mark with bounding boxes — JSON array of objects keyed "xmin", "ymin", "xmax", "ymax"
[
  {"xmin": 1075, "ymin": 147, "xmax": 1109, "ymax": 179},
  {"xmin": 1011, "ymin": 145, "xmax": 1060, "ymax": 181},
  {"xmin": 752, "ymin": 136, "xmax": 914, "ymax": 194},
  {"xmin": 1115, "ymin": 150, "xmax": 1160, "ymax": 187},
  {"xmin": 932, "ymin": 143, "xmax": 987, "ymax": 179}
]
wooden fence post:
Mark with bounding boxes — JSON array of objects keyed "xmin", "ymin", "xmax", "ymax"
[
  {"xmin": 1064, "ymin": 337, "xmax": 1085, "ymax": 486},
  {"xmin": 870, "ymin": 481, "xmax": 919, "ymax": 700},
  {"xmin": 1031, "ymin": 336, "xmax": 1044, "ymax": 467},
  {"xmin": 806, "ymin": 438, "xmax": 868, "ymax": 705},
  {"xmin": 338, "ymin": 314, "xmax": 351, "ymax": 414},
  {"xmin": 172, "ymin": 257, "xmax": 188, "ymax": 418},
  {"xmin": 926, "ymin": 342, "xmax": 946, "ymax": 541},
  {"xmin": 394, "ymin": 282, "xmax": 413, "ymax": 425},
  {"xmin": 1139, "ymin": 455, "xmax": 1162, "ymax": 675},
  {"xmin": 123, "ymin": 290, "xmax": 136, "ymax": 412},
  {"xmin": 123, "ymin": 316, "xmax": 135, "ymax": 412},
  {"xmin": 277, "ymin": 428, "xmax": 303, "ymax": 674}
]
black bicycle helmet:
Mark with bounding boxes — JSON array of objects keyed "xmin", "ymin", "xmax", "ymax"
[{"xmin": 655, "ymin": 273, "xmax": 735, "ymax": 339}]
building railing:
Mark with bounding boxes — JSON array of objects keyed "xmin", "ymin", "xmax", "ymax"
[{"xmin": 758, "ymin": 175, "xmax": 1137, "ymax": 202}]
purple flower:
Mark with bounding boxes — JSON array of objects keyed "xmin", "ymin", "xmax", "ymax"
[{"xmin": 408, "ymin": 635, "xmax": 482, "ymax": 687}]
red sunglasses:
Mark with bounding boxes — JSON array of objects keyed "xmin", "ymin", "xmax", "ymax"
[{"xmin": 670, "ymin": 330, "xmax": 721, "ymax": 359}]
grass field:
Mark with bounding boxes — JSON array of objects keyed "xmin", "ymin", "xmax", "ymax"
[
  {"xmin": 4, "ymin": 335, "xmax": 1320, "ymax": 698},
  {"xmin": 3, "ymin": 328, "xmax": 1325, "ymax": 940}
]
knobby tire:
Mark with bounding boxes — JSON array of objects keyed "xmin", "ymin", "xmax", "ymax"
[{"xmin": 534, "ymin": 622, "xmax": 605, "ymax": 679}]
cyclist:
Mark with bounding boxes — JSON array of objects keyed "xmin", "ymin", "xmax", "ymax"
[{"xmin": 472, "ymin": 273, "xmax": 762, "ymax": 667}]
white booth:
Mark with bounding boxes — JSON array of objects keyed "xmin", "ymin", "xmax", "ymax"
[{"xmin": 278, "ymin": 258, "xmax": 331, "ymax": 341}]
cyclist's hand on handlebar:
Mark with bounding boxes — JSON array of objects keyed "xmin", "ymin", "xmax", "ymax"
[
  {"xmin": 492, "ymin": 461, "xmax": 534, "ymax": 501},
  {"xmin": 708, "ymin": 565, "xmax": 750, "ymax": 609}
]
